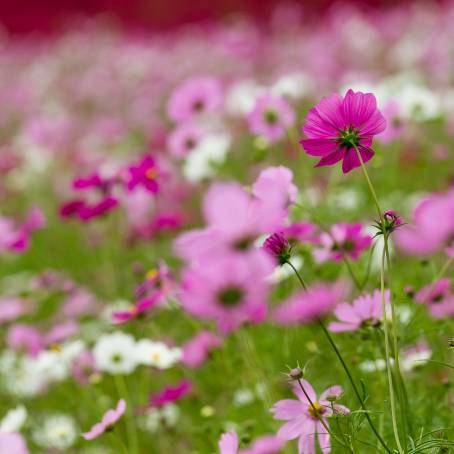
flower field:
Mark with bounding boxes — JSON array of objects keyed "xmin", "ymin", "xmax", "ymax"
[{"xmin": 0, "ymin": 2, "xmax": 453, "ymax": 453}]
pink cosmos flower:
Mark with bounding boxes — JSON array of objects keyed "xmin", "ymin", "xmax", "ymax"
[
  {"xmin": 241, "ymin": 435, "xmax": 284, "ymax": 454},
  {"xmin": 149, "ymin": 379, "xmax": 192, "ymax": 407},
  {"xmin": 281, "ymin": 222, "xmax": 319, "ymax": 244},
  {"xmin": 167, "ymin": 123, "xmax": 204, "ymax": 158},
  {"xmin": 0, "ymin": 432, "xmax": 29, "ymax": 454},
  {"xmin": 180, "ymin": 253, "xmax": 272, "ymax": 333},
  {"xmin": 82, "ymin": 399, "xmax": 126, "ymax": 440},
  {"xmin": 182, "ymin": 330, "xmax": 222, "ymax": 368},
  {"xmin": 7, "ymin": 324, "xmax": 44, "ymax": 357},
  {"xmin": 0, "ymin": 207, "xmax": 45, "ymax": 254},
  {"xmin": 0, "ymin": 297, "xmax": 27, "ymax": 324},
  {"xmin": 135, "ymin": 261, "xmax": 175, "ymax": 301},
  {"xmin": 300, "ymin": 89, "xmax": 386, "ymax": 173},
  {"xmin": 395, "ymin": 189, "xmax": 454, "ymax": 256},
  {"xmin": 328, "ymin": 289, "xmax": 389, "ymax": 332},
  {"xmin": 415, "ymin": 278, "xmax": 454, "ymax": 318},
  {"xmin": 112, "ymin": 291, "xmax": 163, "ymax": 324},
  {"xmin": 44, "ymin": 321, "xmax": 79, "ymax": 345},
  {"xmin": 376, "ymin": 100, "xmax": 405, "ymax": 144},
  {"xmin": 126, "ymin": 155, "xmax": 160, "ymax": 193},
  {"xmin": 273, "ymin": 282, "xmax": 348, "ymax": 325},
  {"xmin": 271, "ymin": 380, "xmax": 349, "ymax": 454},
  {"xmin": 247, "ymin": 94, "xmax": 295, "ymax": 142},
  {"xmin": 252, "ymin": 166, "xmax": 298, "ymax": 210},
  {"xmin": 219, "ymin": 431, "xmax": 283, "ymax": 454},
  {"xmin": 175, "ymin": 176, "xmax": 293, "ymax": 263},
  {"xmin": 313, "ymin": 223, "xmax": 372, "ymax": 263},
  {"xmin": 219, "ymin": 431, "xmax": 239, "ymax": 454},
  {"xmin": 72, "ymin": 350, "xmax": 98, "ymax": 385},
  {"xmin": 167, "ymin": 76, "xmax": 222, "ymax": 123}
]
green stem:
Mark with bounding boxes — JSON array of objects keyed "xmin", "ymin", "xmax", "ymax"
[
  {"xmin": 380, "ymin": 241, "xmax": 404, "ymax": 454},
  {"xmin": 317, "ymin": 320, "xmax": 392, "ymax": 454},
  {"xmin": 384, "ymin": 235, "xmax": 411, "ymax": 440},
  {"xmin": 109, "ymin": 431, "xmax": 129, "ymax": 454},
  {"xmin": 114, "ymin": 375, "xmax": 139, "ymax": 454},
  {"xmin": 285, "ymin": 260, "xmax": 307, "ymax": 290},
  {"xmin": 341, "ymin": 254, "xmax": 362, "ymax": 291},
  {"xmin": 287, "ymin": 261, "xmax": 392, "ymax": 453}
]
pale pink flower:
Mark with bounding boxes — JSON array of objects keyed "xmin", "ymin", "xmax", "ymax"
[
  {"xmin": 167, "ymin": 76, "xmax": 222, "ymax": 123},
  {"xmin": 180, "ymin": 254, "xmax": 272, "ymax": 333},
  {"xmin": 271, "ymin": 380, "xmax": 349, "ymax": 454},
  {"xmin": 247, "ymin": 94, "xmax": 295, "ymax": 142},
  {"xmin": 82, "ymin": 399, "xmax": 126, "ymax": 440},
  {"xmin": 182, "ymin": 330, "xmax": 222, "ymax": 368},
  {"xmin": 415, "ymin": 278, "xmax": 454, "ymax": 318},
  {"xmin": 328, "ymin": 289, "xmax": 389, "ymax": 332},
  {"xmin": 0, "ymin": 432, "xmax": 29, "ymax": 454},
  {"xmin": 167, "ymin": 123, "xmax": 204, "ymax": 158},
  {"xmin": 0, "ymin": 297, "xmax": 26, "ymax": 324},
  {"xmin": 219, "ymin": 431, "xmax": 239, "ymax": 454},
  {"xmin": 273, "ymin": 282, "xmax": 348, "ymax": 325},
  {"xmin": 313, "ymin": 223, "xmax": 372, "ymax": 263}
]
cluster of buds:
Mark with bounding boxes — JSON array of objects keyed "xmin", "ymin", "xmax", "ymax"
[{"xmin": 373, "ymin": 210, "xmax": 403, "ymax": 237}]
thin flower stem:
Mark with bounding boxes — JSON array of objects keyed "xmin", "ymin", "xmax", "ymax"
[
  {"xmin": 384, "ymin": 235, "xmax": 411, "ymax": 440},
  {"xmin": 352, "ymin": 143, "xmax": 408, "ymax": 451},
  {"xmin": 341, "ymin": 254, "xmax": 362, "ymax": 291},
  {"xmin": 350, "ymin": 143, "xmax": 383, "ymax": 222},
  {"xmin": 380, "ymin": 242, "xmax": 404, "ymax": 454},
  {"xmin": 296, "ymin": 378, "xmax": 354, "ymax": 453},
  {"xmin": 114, "ymin": 375, "xmax": 139, "ymax": 454},
  {"xmin": 109, "ymin": 431, "xmax": 129, "ymax": 454},
  {"xmin": 317, "ymin": 320, "xmax": 392, "ymax": 454},
  {"xmin": 285, "ymin": 260, "xmax": 307, "ymax": 290},
  {"xmin": 287, "ymin": 263, "xmax": 392, "ymax": 453}
]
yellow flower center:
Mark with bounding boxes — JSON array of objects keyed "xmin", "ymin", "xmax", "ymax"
[
  {"xmin": 49, "ymin": 343, "xmax": 61, "ymax": 353},
  {"xmin": 146, "ymin": 268, "xmax": 158, "ymax": 280},
  {"xmin": 151, "ymin": 352, "xmax": 161, "ymax": 362},
  {"xmin": 308, "ymin": 401, "xmax": 323, "ymax": 417},
  {"xmin": 145, "ymin": 167, "xmax": 158, "ymax": 180}
]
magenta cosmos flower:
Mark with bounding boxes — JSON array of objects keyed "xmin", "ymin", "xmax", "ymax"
[
  {"xmin": 180, "ymin": 254, "xmax": 272, "ymax": 333},
  {"xmin": 328, "ymin": 289, "xmax": 389, "ymax": 332},
  {"xmin": 313, "ymin": 223, "xmax": 372, "ymax": 263},
  {"xmin": 167, "ymin": 76, "xmax": 222, "ymax": 123},
  {"xmin": 82, "ymin": 399, "xmax": 126, "ymax": 440},
  {"xmin": 273, "ymin": 282, "xmax": 348, "ymax": 325},
  {"xmin": 149, "ymin": 379, "xmax": 191, "ymax": 407},
  {"xmin": 247, "ymin": 94, "xmax": 295, "ymax": 143},
  {"xmin": 127, "ymin": 155, "xmax": 160, "ymax": 193},
  {"xmin": 271, "ymin": 380, "xmax": 349, "ymax": 454},
  {"xmin": 415, "ymin": 278, "xmax": 454, "ymax": 319},
  {"xmin": 112, "ymin": 291, "xmax": 163, "ymax": 324},
  {"xmin": 301, "ymin": 89, "xmax": 386, "ymax": 173}
]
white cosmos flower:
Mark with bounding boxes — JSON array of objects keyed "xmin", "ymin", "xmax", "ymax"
[
  {"xmin": 0, "ymin": 405, "xmax": 27, "ymax": 432},
  {"xmin": 33, "ymin": 414, "xmax": 77, "ymax": 450},
  {"xmin": 271, "ymin": 72, "xmax": 312, "ymax": 100},
  {"xmin": 182, "ymin": 132, "xmax": 231, "ymax": 182},
  {"xmin": 93, "ymin": 331, "xmax": 138, "ymax": 375},
  {"xmin": 135, "ymin": 340, "xmax": 181, "ymax": 369},
  {"xmin": 0, "ymin": 350, "xmax": 45, "ymax": 397},
  {"xmin": 226, "ymin": 79, "xmax": 265, "ymax": 116}
]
